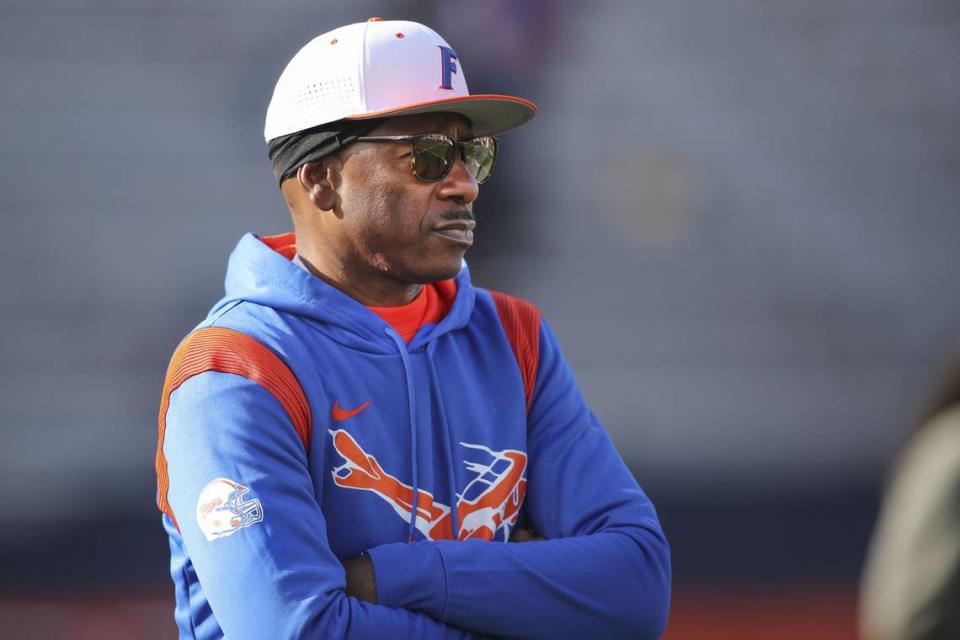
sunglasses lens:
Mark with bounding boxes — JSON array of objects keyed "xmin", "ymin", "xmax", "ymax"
[
  {"xmin": 412, "ymin": 135, "xmax": 454, "ymax": 181},
  {"xmin": 410, "ymin": 134, "xmax": 498, "ymax": 183},
  {"xmin": 462, "ymin": 137, "xmax": 497, "ymax": 183}
]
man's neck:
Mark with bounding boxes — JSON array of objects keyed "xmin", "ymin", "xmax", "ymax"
[{"xmin": 296, "ymin": 254, "xmax": 423, "ymax": 307}]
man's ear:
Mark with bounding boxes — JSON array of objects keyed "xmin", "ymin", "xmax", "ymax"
[{"xmin": 298, "ymin": 158, "xmax": 340, "ymax": 211}]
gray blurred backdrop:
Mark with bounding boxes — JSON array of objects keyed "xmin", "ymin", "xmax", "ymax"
[{"xmin": 1, "ymin": 0, "xmax": 958, "ymax": 637}]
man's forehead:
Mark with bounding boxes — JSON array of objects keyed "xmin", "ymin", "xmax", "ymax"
[{"xmin": 369, "ymin": 113, "xmax": 474, "ymax": 138}]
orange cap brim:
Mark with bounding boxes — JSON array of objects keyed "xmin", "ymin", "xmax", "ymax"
[{"xmin": 346, "ymin": 94, "xmax": 538, "ymax": 136}]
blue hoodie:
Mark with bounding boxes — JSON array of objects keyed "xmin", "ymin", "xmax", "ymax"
[{"xmin": 157, "ymin": 233, "xmax": 671, "ymax": 639}]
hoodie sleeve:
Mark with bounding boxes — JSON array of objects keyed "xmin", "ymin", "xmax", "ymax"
[
  {"xmin": 163, "ymin": 370, "xmax": 487, "ymax": 640},
  {"xmin": 366, "ymin": 319, "xmax": 672, "ymax": 640}
]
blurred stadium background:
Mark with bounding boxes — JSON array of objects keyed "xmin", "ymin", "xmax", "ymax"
[{"xmin": 1, "ymin": 0, "xmax": 958, "ymax": 637}]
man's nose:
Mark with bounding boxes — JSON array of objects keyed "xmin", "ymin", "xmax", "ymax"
[{"xmin": 436, "ymin": 154, "xmax": 479, "ymax": 205}]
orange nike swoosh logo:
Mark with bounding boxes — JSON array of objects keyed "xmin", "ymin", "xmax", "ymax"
[{"xmin": 331, "ymin": 399, "xmax": 372, "ymax": 422}]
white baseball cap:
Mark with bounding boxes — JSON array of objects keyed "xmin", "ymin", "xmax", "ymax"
[{"xmin": 264, "ymin": 18, "xmax": 538, "ymax": 142}]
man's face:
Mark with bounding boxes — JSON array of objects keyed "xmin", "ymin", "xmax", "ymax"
[{"xmin": 332, "ymin": 112, "xmax": 480, "ymax": 286}]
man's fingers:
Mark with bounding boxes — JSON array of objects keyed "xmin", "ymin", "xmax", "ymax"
[
  {"xmin": 509, "ymin": 528, "xmax": 543, "ymax": 543},
  {"xmin": 342, "ymin": 553, "xmax": 377, "ymax": 603}
]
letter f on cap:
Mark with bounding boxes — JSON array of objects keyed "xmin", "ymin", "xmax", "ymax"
[{"xmin": 439, "ymin": 45, "xmax": 459, "ymax": 90}]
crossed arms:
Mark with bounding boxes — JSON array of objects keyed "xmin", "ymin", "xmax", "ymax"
[{"xmin": 163, "ymin": 322, "xmax": 670, "ymax": 639}]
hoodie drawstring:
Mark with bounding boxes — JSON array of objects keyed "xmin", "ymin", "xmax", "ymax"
[
  {"xmin": 427, "ymin": 340, "xmax": 460, "ymax": 540},
  {"xmin": 385, "ymin": 327, "xmax": 420, "ymax": 543}
]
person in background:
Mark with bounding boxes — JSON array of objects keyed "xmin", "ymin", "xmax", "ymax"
[{"xmin": 861, "ymin": 352, "xmax": 960, "ymax": 640}]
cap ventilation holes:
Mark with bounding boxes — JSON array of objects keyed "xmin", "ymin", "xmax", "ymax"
[{"xmin": 295, "ymin": 77, "xmax": 358, "ymax": 111}]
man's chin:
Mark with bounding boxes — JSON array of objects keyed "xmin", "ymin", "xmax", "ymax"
[{"xmin": 411, "ymin": 256, "xmax": 465, "ymax": 284}]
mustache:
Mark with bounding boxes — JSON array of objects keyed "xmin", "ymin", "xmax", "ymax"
[{"xmin": 440, "ymin": 209, "xmax": 475, "ymax": 223}]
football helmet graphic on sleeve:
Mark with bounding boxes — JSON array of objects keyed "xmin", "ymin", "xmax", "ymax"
[{"xmin": 196, "ymin": 477, "xmax": 264, "ymax": 542}]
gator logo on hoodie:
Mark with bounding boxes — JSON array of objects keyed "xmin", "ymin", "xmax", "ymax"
[{"xmin": 329, "ymin": 430, "xmax": 526, "ymax": 541}]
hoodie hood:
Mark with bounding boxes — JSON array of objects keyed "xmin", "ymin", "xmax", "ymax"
[{"xmin": 211, "ymin": 232, "xmax": 476, "ymax": 354}]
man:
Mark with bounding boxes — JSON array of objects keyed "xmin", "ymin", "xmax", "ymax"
[{"xmin": 156, "ymin": 18, "xmax": 670, "ymax": 639}]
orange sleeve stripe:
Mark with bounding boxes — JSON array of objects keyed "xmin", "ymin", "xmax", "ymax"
[
  {"xmin": 490, "ymin": 291, "xmax": 541, "ymax": 413},
  {"xmin": 154, "ymin": 327, "xmax": 312, "ymax": 529}
]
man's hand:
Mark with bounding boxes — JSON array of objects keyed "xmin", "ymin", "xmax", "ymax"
[
  {"xmin": 343, "ymin": 529, "xmax": 540, "ymax": 603},
  {"xmin": 509, "ymin": 528, "xmax": 543, "ymax": 543},
  {"xmin": 342, "ymin": 553, "xmax": 377, "ymax": 603}
]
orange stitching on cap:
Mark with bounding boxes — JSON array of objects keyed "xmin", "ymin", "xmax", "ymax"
[
  {"xmin": 155, "ymin": 327, "xmax": 311, "ymax": 530},
  {"xmin": 490, "ymin": 291, "xmax": 541, "ymax": 413}
]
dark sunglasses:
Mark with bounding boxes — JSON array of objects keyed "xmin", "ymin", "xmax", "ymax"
[{"xmin": 355, "ymin": 133, "xmax": 499, "ymax": 184}]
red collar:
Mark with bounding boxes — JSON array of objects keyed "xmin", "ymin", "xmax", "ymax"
[{"xmin": 261, "ymin": 232, "xmax": 457, "ymax": 342}]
